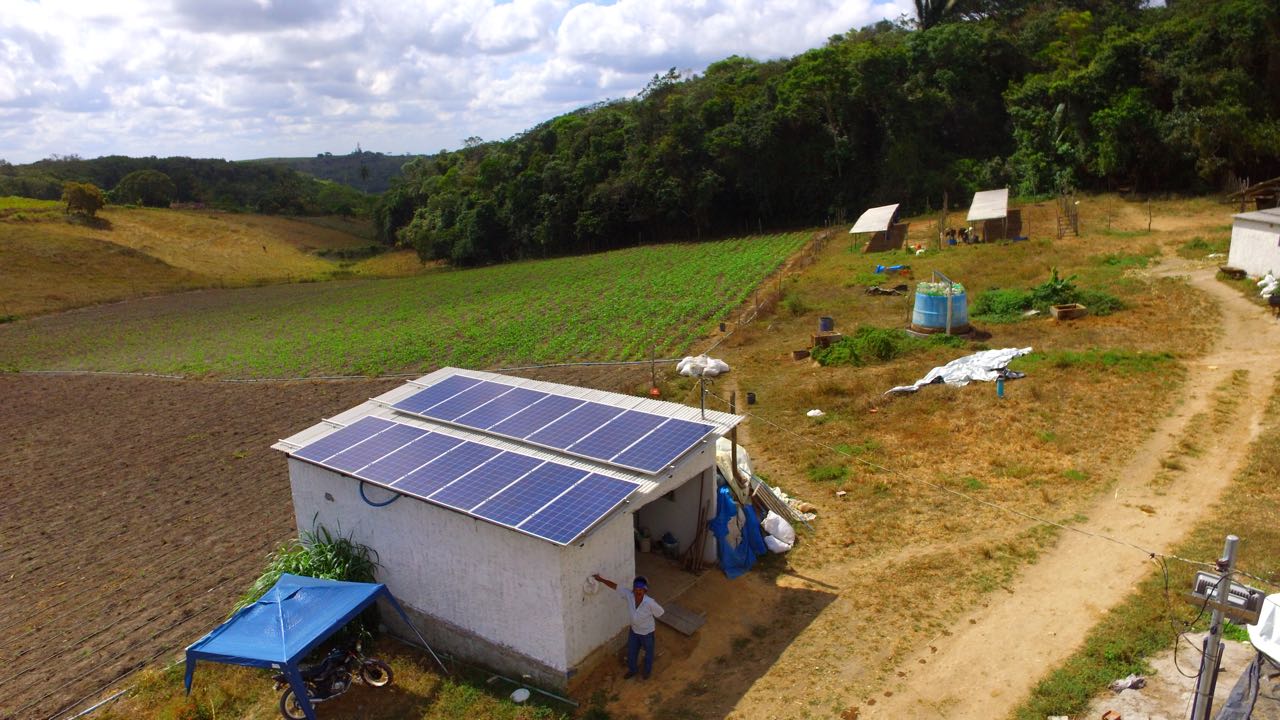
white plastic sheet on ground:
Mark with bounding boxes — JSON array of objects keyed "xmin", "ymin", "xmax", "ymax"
[
  {"xmin": 677, "ymin": 355, "xmax": 730, "ymax": 377},
  {"xmin": 886, "ymin": 347, "xmax": 1033, "ymax": 395}
]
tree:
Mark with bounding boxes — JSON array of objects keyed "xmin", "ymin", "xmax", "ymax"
[
  {"xmin": 915, "ymin": 0, "xmax": 958, "ymax": 30},
  {"xmin": 111, "ymin": 169, "xmax": 176, "ymax": 207},
  {"xmin": 61, "ymin": 182, "xmax": 105, "ymax": 218}
]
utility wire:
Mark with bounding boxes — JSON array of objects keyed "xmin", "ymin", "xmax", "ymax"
[{"xmin": 701, "ymin": 387, "xmax": 1266, "ymax": 581}]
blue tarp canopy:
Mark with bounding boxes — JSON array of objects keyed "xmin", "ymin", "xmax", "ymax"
[{"xmin": 184, "ymin": 574, "xmax": 434, "ymax": 720}]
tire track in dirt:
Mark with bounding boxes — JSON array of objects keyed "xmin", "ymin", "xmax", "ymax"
[{"xmin": 860, "ymin": 263, "xmax": 1280, "ymax": 719}]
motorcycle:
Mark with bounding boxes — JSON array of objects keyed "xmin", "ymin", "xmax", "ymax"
[{"xmin": 272, "ymin": 643, "xmax": 393, "ymax": 719}]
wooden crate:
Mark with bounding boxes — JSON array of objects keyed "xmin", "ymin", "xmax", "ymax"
[
  {"xmin": 811, "ymin": 332, "xmax": 843, "ymax": 348},
  {"xmin": 1050, "ymin": 303, "xmax": 1088, "ymax": 320}
]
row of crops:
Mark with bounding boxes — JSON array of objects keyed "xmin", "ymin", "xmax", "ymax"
[{"xmin": 0, "ymin": 233, "xmax": 808, "ymax": 377}]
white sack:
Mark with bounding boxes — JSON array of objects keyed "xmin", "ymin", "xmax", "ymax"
[
  {"xmin": 886, "ymin": 347, "xmax": 1032, "ymax": 395},
  {"xmin": 677, "ymin": 355, "xmax": 730, "ymax": 377},
  {"xmin": 761, "ymin": 510, "xmax": 796, "ymax": 546},
  {"xmin": 764, "ymin": 534, "xmax": 793, "ymax": 553}
]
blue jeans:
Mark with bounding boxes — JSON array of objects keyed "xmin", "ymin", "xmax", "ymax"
[{"xmin": 626, "ymin": 629, "xmax": 655, "ymax": 676}]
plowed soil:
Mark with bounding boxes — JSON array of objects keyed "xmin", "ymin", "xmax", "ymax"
[
  {"xmin": 0, "ymin": 375, "xmax": 400, "ymax": 720},
  {"xmin": 0, "ymin": 365, "xmax": 652, "ymax": 720}
]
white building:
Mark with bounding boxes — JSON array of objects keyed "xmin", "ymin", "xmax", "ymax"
[
  {"xmin": 273, "ymin": 367, "xmax": 740, "ymax": 689},
  {"xmin": 1228, "ymin": 207, "xmax": 1280, "ymax": 278}
]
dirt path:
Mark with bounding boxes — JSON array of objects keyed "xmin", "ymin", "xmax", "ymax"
[{"xmin": 862, "ymin": 262, "xmax": 1280, "ymax": 719}]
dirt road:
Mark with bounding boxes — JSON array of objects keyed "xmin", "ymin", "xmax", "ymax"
[{"xmin": 863, "ymin": 262, "xmax": 1280, "ymax": 719}]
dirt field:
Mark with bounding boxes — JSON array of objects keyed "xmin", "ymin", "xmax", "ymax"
[{"xmin": 0, "ymin": 375, "xmax": 400, "ymax": 719}]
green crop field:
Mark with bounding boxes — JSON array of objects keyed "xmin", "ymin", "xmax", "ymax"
[{"xmin": 0, "ymin": 232, "xmax": 808, "ymax": 377}]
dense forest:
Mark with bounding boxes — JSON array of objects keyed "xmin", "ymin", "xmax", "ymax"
[
  {"xmin": 244, "ymin": 149, "xmax": 424, "ymax": 194},
  {"xmin": 0, "ymin": 155, "xmax": 371, "ymax": 216},
  {"xmin": 375, "ymin": 0, "xmax": 1280, "ymax": 266}
]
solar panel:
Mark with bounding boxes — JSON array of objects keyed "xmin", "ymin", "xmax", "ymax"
[
  {"xmin": 611, "ymin": 418, "xmax": 713, "ymax": 473},
  {"xmin": 518, "ymin": 474, "xmax": 637, "ymax": 544},
  {"xmin": 291, "ymin": 417, "xmax": 395, "ymax": 462},
  {"xmin": 454, "ymin": 387, "xmax": 548, "ymax": 430},
  {"xmin": 472, "ymin": 463, "xmax": 588, "ymax": 527},
  {"xmin": 568, "ymin": 411, "xmax": 666, "ymax": 460},
  {"xmin": 527, "ymin": 402, "xmax": 626, "ymax": 449},
  {"xmin": 417, "ymin": 381, "xmax": 513, "ymax": 422},
  {"xmin": 391, "ymin": 442, "xmax": 502, "ymax": 499},
  {"xmin": 487, "ymin": 394, "xmax": 584, "ymax": 439},
  {"xmin": 393, "ymin": 375, "xmax": 482, "ymax": 414},
  {"xmin": 431, "ymin": 452, "xmax": 543, "ymax": 512},
  {"xmin": 391, "ymin": 374, "xmax": 720, "ymax": 476},
  {"xmin": 357, "ymin": 432, "xmax": 463, "ymax": 484},
  {"xmin": 324, "ymin": 423, "xmax": 427, "ymax": 472}
]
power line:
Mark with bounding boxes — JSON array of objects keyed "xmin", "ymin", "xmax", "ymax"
[{"xmin": 701, "ymin": 388, "xmax": 1277, "ymax": 584}]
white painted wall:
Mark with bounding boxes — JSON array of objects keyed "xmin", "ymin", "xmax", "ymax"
[
  {"xmin": 557, "ymin": 512, "xmax": 634, "ymax": 671},
  {"xmin": 288, "ymin": 460, "xmax": 571, "ymax": 673},
  {"xmin": 1228, "ymin": 219, "xmax": 1280, "ymax": 277}
]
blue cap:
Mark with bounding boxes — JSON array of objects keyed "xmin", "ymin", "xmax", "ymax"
[{"xmin": 632, "ymin": 576, "xmax": 648, "ymax": 590}]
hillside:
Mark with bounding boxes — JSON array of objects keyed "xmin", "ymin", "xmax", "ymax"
[
  {"xmin": 243, "ymin": 149, "xmax": 423, "ymax": 194},
  {"xmin": 0, "ymin": 197, "xmax": 408, "ymax": 319},
  {"xmin": 0, "ymin": 155, "xmax": 372, "ymax": 216},
  {"xmin": 374, "ymin": 0, "xmax": 1280, "ymax": 266}
]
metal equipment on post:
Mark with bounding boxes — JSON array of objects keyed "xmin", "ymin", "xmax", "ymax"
[{"xmin": 1190, "ymin": 535, "xmax": 1238, "ymax": 720}]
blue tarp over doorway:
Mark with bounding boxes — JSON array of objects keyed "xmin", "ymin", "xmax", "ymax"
[
  {"xmin": 708, "ymin": 484, "xmax": 767, "ymax": 578},
  {"xmin": 184, "ymin": 574, "xmax": 435, "ymax": 720}
]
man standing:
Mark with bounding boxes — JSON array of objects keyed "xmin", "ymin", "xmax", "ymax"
[{"xmin": 593, "ymin": 573, "xmax": 664, "ymax": 679}]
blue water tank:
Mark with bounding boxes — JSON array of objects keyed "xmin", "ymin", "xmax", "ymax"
[{"xmin": 911, "ymin": 291, "xmax": 970, "ymax": 333}]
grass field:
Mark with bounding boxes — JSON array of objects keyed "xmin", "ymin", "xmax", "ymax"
[
  {"xmin": 0, "ymin": 232, "xmax": 809, "ymax": 376},
  {"xmin": 1013, "ymin": 373, "xmax": 1280, "ymax": 720},
  {"xmin": 0, "ymin": 197, "xmax": 388, "ymax": 318}
]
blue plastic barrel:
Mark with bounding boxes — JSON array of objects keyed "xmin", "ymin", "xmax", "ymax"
[
  {"xmin": 819, "ymin": 316, "xmax": 834, "ymax": 332},
  {"xmin": 911, "ymin": 291, "xmax": 970, "ymax": 333}
]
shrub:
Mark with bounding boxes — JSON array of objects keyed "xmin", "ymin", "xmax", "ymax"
[
  {"xmin": 782, "ymin": 292, "xmax": 810, "ymax": 316},
  {"xmin": 237, "ymin": 523, "xmax": 379, "ymax": 612},
  {"xmin": 812, "ymin": 326, "xmax": 965, "ymax": 366},
  {"xmin": 971, "ymin": 288, "xmax": 1034, "ymax": 321}
]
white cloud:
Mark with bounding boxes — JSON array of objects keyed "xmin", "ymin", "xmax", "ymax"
[{"xmin": 0, "ymin": 0, "xmax": 912, "ymax": 164}]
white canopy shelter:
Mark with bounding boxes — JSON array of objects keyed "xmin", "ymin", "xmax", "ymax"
[
  {"xmin": 849, "ymin": 203, "xmax": 900, "ymax": 234},
  {"xmin": 967, "ymin": 188, "xmax": 1009, "ymax": 222}
]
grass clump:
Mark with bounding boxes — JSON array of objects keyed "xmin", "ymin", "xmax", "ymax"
[
  {"xmin": 1178, "ymin": 235, "xmax": 1229, "ymax": 259},
  {"xmin": 783, "ymin": 292, "xmax": 811, "ymax": 316},
  {"xmin": 812, "ymin": 326, "xmax": 964, "ymax": 367},
  {"xmin": 1011, "ymin": 349, "xmax": 1176, "ymax": 375},
  {"xmin": 237, "ymin": 523, "xmax": 379, "ymax": 612},
  {"xmin": 807, "ymin": 463, "xmax": 849, "ymax": 484},
  {"xmin": 972, "ymin": 268, "xmax": 1125, "ymax": 322}
]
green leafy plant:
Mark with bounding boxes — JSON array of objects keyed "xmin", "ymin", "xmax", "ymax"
[
  {"xmin": 236, "ymin": 522, "xmax": 380, "ymax": 613},
  {"xmin": 812, "ymin": 326, "xmax": 965, "ymax": 366}
]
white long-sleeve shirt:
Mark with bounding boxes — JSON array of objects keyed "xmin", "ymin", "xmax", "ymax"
[{"xmin": 617, "ymin": 586, "xmax": 664, "ymax": 635}]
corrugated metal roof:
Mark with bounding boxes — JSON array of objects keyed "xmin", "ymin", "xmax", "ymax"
[
  {"xmin": 274, "ymin": 367, "xmax": 742, "ymax": 499},
  {"xmin": 849, "ymin": 203, "xmax": 899, "ymax": 234},
  {"xmin": 1234, "ymin": 207, "xmax": 1280, "ymax": 226},
  {"xmin": 967, "ymin": 188, "xmax": 1009, "ymax": 222}
]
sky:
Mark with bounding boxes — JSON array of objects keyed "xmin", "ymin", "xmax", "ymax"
[{"xmin": 0, "ymin": 0, "xmax": 914, "ymax": 164}]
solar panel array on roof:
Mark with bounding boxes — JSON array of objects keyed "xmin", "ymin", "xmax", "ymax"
[
  {"xmin": 391, "ymin": 375, "xmax": 715, "ymax": 474},
  {"xmin": 288, "ymin": 417, "xmax": 637, "ymax": 545}
]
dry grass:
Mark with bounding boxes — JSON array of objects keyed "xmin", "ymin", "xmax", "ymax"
[
  {"xmin": 0, "ymin": 200, "xmax": 388, "ymax": 318},
  {"xmin": 1014, "ymin": 372, "xmax": 1280, "ymax": 720},
  {"xmin": 671, "ymin": 194, "xmax": 1232, "ymax": 712}
]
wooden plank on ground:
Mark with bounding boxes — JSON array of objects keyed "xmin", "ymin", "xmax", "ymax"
[{"xmin": 658, "ymin": 601, "xmax": 705, "ymax": 636}]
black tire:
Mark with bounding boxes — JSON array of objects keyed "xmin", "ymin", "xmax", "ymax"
[
  {"xmin": 279, "ymin": 687, "xmax": 309, "ymax": 720},
  {"xmin": 360, "ymin": 659, "xmax": 393, "ymax": 688}
]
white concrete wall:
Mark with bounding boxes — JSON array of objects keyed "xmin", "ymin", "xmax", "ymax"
[
  {"xmin": 634, "ymin": 467, "xmax": 716, "ymax": 561},
  {"xmin": 1228, "ymin": 220, "xmax": 1280, "ymax": 277},
  {"xmin": 288, "ymin": 460, "xmax": 570, "ymax": 673},
  {"xmin": 557, "ymin": 512, "xmax": 634, "ymax": 672}
]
